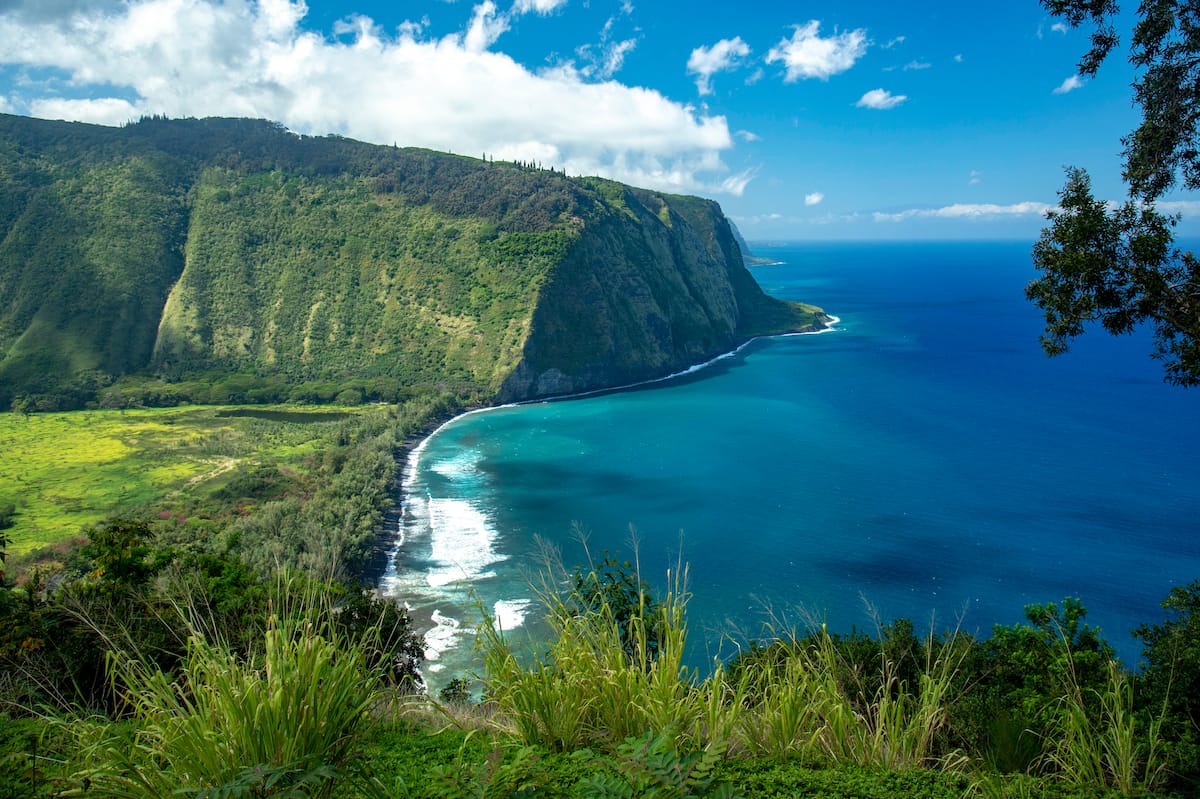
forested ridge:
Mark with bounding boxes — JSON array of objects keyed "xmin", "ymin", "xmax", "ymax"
[{"xmin": 0, "ymin": 113, "xmax": 823, "ymax": 412}]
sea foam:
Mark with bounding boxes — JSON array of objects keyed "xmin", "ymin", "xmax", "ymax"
[{"xmin": 493, "ymin": 598, "xmax": 534, "ymax": 632}]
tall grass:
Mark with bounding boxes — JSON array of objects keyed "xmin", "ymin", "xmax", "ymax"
[
  {"xmin": 476, "ymin": 552, "xmax": 969, "ymax": 773},
  {"xmin": 480, "ymin": 545, "xmax": 705, "ymax": 753},
  {"xmin": 1041, "ymin": 659, "xmax": 1167, "ymax": 795},
  {"xmin": 470, "ymin": 557, "xmax": 1177, "ymax": 793},
  {"xmin": 729, "ymin": 624, "xmax": 969, "ymax": 770},
  {"xmin": 62, "ymin": 580, "xmax": 391, "ymax": 798}
]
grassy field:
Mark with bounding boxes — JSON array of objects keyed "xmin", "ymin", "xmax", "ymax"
[{"xmin": 0, "ymin": 405, "xmax": 371, "ymax": 555}]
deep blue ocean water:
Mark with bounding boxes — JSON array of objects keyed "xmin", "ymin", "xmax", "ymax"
[{"xmin": 381, "ymin": 240, "xmax": 1200, "ymax": 681}]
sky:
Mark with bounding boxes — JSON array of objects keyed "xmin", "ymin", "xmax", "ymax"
[{"xmin": 1, "ymin": 0, "xmax": 1195, "ymax": 240}]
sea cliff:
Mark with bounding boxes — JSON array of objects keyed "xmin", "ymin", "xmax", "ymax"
[{"xmin": 0, "ymin": 113, "xmax": 824, "ymax": 409}]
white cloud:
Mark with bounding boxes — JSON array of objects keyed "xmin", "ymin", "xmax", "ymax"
[
  {"xmin": 766, "ymin": 20, "xmax": 868, "ymax": 82},
  {"xmin": 735, "ymin": 129, "xmax": 759, "ymax": 142},
  {"xmin": 603, "ymin": 37, "xmax": 637, "ymax": 76},
  {"xmin": 903, "ymin": 60, "xmax": 930, "ymax": 71},
  {"xmin": 1153, "ymin": 200, "xmax": 1200, "ymax": 217},
  {"xmin": 0, "ymin": 0, "xmax": 747, "ymax": 195},
  {"xmin": 574, "ymin": 14, "xmax": 638, "ymax": 79},
  {"xmin": 882, "ymin": 36, "xmax": 906, "ymax": 49},
  {"xmin": 0, "ymin": 95, "xmax": 12, "ymax": 113},
  {"xmin": 29, "ymin": 96, "xmax": 139, "ymax": 125},
  {"xmin": 687, "ymin": 36, "xmax": 750, "ymax": 95},
  {"xmin": 856, "ymin": 88, "xmax": 906, "ymax": 109},
  {"xmin": 731, "ymin": 212, "xmax": 784, "ymax": 225},
  {"xmin": 464, "ymin": 1, "xmax": 509, "ymax": 52},
  {"xmin": 804, "ymin": 191, "xmax": 824, "ymax": 206},
  {"xmin": 1051, "ymin": 22, "xmax": 1068, "ymax": 34},
  {"xmin": 873, "ymin": 202, "xmax": 1054, "ymax": 222},
  {"xmin": 512, "ymin": 0, "xmax": 568, "ymax": 15},
  {"xmin": 968, "ymin": 170, "xmax": 982, "ymax": 185},
  {"xmin": 1053, "ymin": 74, "xmax": 1085, "ymax": 94}
]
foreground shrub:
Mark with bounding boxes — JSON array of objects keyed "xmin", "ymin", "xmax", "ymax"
[{"xmin": 62, "ymin": 585, "xmax": 391, "ymax": 798}]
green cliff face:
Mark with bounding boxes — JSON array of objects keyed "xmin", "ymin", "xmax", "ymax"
[
  {"xmin": 498, "ymin": 181, "xmax": 824, "ymax": 400},
  {"xmin": 0, "ymin": 114, "xmax": 824, "ymax": 409}
]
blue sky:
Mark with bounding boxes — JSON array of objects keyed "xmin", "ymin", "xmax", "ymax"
[{"xmin": 1, "ymin": 0, "xmax": 1194, "ymax": 239}]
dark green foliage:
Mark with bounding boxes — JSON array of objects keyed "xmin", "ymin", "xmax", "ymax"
[
  {"xmin": 1031, "ymin": 2, "xmax": 1200, "ymax": 385},
  {"xmin": 0, "ymin": 503, "xmax": 16, "ymax": 532},
  {"xmin": 0, "ymin": 715, "xmax": 65, "ymax": 798},
  {"xmin": 363, "ymin": 724, "xmax": 492, "ymax": 796},
  {"xmin": 578, "ymin": 733, "xmax": 741, "ymax": 798},
  {"xmin": 1133, "ymin": 581, "xmax": 1200, "ymax": 791},
  {"xmin": 1027, "ymin": 168, "xmax": 1198, "ymax": 385},
  {"xmin": 331, "ymin": 588, "xmax": 425, "ymax": 690},
  {"xmin": 0, "ymin": 523, "xmax": 423, "ymax": 713},
  {"xmin": 439, "ymin": 676, "xmax": 474, "ymax": 705},
  {"xmin": 210, "ymin": 465, "xmax": 291, "ymax": 504},
  {"xmin": 80, "ymin": 518, "xmax": 165, "ymax": 593},
  {"xmin": 713, "ymin": 761, "xmax": 973, "ymax": 799},
  {"xmin": 953, "ymin": 597, "xmax": 1115, "ymax": 771},
  {"xmin": 429, "ymin": 745, "xmax": 557, "ymax": 798},
  {"xmin": 568, "ymin": 555, "xmax": 663, "ymax": 664},
  {"xmin": 0, "ymin": 524, "xmax": 9, "ymax": 587}
]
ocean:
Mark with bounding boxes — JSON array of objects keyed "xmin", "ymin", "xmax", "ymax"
[{"xmin": 379, "ymin": 239, "xmax": 1200, "ymax": 684}]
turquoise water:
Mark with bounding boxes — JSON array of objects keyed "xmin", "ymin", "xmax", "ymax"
[{"xmin": 381, "ymin": 240, "xmax": 1200, "ymax": 681}]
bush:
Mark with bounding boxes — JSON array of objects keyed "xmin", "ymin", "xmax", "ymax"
[{"xmin": 64, "ymin": 581, "xmax": 394, "ymax": 798}]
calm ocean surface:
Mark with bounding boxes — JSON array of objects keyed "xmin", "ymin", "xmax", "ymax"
[{"xmin": 381, "ymin": 240, "xmax": 1200, "ymax": 681}]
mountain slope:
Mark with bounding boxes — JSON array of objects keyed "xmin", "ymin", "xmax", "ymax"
[{"xmin": 0, "ymin": 114, "xmax": 826, "ymax": 409}]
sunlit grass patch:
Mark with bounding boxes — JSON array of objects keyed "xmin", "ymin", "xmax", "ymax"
[{"xmin": 0, "ymin": 405, "xmax": 377, "ymax": 555}]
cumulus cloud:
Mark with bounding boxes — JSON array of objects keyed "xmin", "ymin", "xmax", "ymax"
[
  {"xmin": 856, "ymin": 88, "xmax": 906, "ymax": 109},
  {"xmin": 804, "ymin": 191, "xmax": 824, "ymax": 206},
  {"xmin": 1053, "ymin": 74, "xmax": 1084, "ymax": 94},
  {"xmin": 873, "ymin": 202, "xmax": 1053, "ymax": 222},
  {"xmin": 766, "ymin": 20, "xmax": 868, "ymax": 82},
  {"xmin": 0, "ymin": 0, "xmax": 748, "ymax": 195},
  {"xmin": 687, "ymin": 36, "xmax": 750, "ymax": 95}
]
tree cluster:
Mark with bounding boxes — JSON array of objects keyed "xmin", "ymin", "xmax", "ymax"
[{"xmin": 1030, "ymin": 1, "xmax": 1200, "ymax": 385}]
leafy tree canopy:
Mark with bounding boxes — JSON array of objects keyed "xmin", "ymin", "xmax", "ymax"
[{"xmin": 1029, "ymin": 1, "xmax": 1200, "ymax": 385}]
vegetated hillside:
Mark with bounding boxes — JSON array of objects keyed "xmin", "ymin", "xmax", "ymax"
[{"xmin": 0, "ymin": 113, "xmax": 826, "ymax": 410}]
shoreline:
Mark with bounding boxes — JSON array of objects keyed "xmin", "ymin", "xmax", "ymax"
[{"xmin": 375, "ymin": 311, "xmax": 840, "ymax": 598}]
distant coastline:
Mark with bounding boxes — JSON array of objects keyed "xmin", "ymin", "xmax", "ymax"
[{"xmin": 744, "ymin": 255, "xmax": 785, "ymax": 267}]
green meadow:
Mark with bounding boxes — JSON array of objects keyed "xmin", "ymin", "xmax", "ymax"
[{"xmin": 0, "ymin": 405, "xmax": 369, "ymax": 555}]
